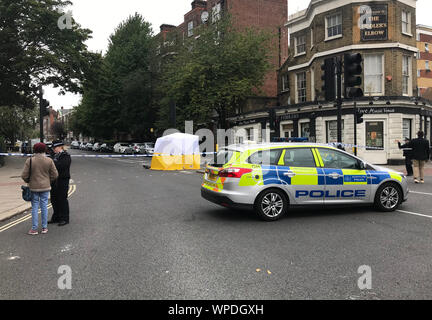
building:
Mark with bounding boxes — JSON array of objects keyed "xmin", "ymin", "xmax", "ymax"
[
  {"xmin": 231, "ymin": 0, "xmax": 432, "ymax": 165},
  {"xmin": 416, "ymin": 24, "xmax": 432, "ymax": 97},
  {"xmin": 42, "ymin": 107, "xmax": 59, "ymax": 142},
  {"xmin": 156, "ymin": 0, "xmax": 288, "ymax": 104}
]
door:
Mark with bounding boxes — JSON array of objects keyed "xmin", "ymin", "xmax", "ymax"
[
  {"xmin": 277, "ymin": 147, "xmax": 325, "ymax": 205},
  {"xmin": 315, "ymin": 148, "xmax": 371, "ymax": 204}
]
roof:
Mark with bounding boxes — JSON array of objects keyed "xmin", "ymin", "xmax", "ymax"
[{"xmin": 224, "ymin": 143, "xmax": 338, "ymax": 152}]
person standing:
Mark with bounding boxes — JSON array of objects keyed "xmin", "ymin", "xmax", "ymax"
[
  {"xmin": 21, "ymin": 143, "xmax": 58, "ymax": 235},
  {"xmin": 48, "ymin": 140, "xmax": 72, "ymax": 226},
  {"xmin": 398, "ymin": 137, "xmax": 414, "ymax": 176},
  {"xmin": 398, "ymin": 131, "xmax": 430, "ymax": 184}
]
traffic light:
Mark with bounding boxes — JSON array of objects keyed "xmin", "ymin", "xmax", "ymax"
[
  {"xmin": 356, "ymin": 111, "xmax": 364, "ymax": 124},
  {"xmin": 321, "ymin": 57, "xmax": 336, "ymax": 101},
  {"xmin": 344, "ymin": 53, "xmax": 364, "ymax": 98},
  {"xmin": 41, "ymin": 99, "xmax": 50, "ymax": 117}
]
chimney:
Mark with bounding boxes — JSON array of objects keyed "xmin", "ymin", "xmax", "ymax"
[
  {"xmin": 191, "ymin": 0, "xmax": 207, "ymax": 10},
  {"xmin": 160, "ymin": 24, "xmax": 176, "ymax": 33}
]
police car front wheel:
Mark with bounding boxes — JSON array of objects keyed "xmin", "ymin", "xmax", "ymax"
[
  {"xmin": 255, "ymin": 189, "xmax": 288, "ymax": 221},
  {"xmin": 374, "ymin": 183, "xmax": 402, "ymax": 212}
]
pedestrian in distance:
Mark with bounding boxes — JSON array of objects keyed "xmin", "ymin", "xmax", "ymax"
[
  {"xmin": 48, "ymin": 140, "xmax": 72, "ymax": 226},
  {"xmin": 398, "ymin": 131, "xmax": 430, "ymax": 184},
  {"xmin": 21, "ymin": 143, "xmax": 58, "ymax": 235},
  {"xmin": 397, "ymin": 137, "xmax": 414, "ymax": 176}
]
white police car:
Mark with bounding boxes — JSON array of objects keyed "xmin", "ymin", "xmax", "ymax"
[{"xmin": 201, "ymin": 143, "xmax": 409, "ymax": 221}]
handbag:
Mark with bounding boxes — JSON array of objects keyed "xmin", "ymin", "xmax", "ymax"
[{"xmin": 21, "ymin": 158, "xmax": 32, "ymax": 202}]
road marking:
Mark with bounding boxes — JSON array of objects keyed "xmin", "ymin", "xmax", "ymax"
[
  {"xmin": 397, "ymin": 210, "xmax": 432, "ymax": 219},
  {"xmin": 409, "ymin": 191, "xmax": 432, "ymax": 196},
  {"xmin": 0, "ymin": 185, "xmax": 76, "ymax": 233}
]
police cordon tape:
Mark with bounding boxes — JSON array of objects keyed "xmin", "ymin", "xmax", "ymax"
[{"xmin": 0, "ymin": 143, "xmax": 385, "ymax": 157}]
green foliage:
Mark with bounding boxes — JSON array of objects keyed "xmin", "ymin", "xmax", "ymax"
[
  {"xmin": 0, "ymin": 105, "xmax": 38, "ymax": 143},
  {"xmin": 0, "ymin": 0, "xmax": 94, "ymax": 107},
  {"xmin": 157, "ymin": 16, "xmax": 273, "ymax": 130},
  {"xmin": 73, "ymin": 13, "xmax": 156, "ymax": 140}
]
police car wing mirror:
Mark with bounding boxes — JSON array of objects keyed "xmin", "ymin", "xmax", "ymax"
[{"xmin": 358, "ymin": 161, "xmax": 366, "ymax": 170}]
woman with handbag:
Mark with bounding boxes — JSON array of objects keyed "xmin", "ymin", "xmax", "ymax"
[{"xmin": 21, "ymin": 143, "xmax": 58, "ymax": 235}]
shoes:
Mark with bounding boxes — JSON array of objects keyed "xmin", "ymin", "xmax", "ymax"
[
  {"xmin": 28, "ymin": 229, "xmax": 38, "ymax": 235},
  {"xmin": 48, "ymin": 220, "xmax": 58, "ymax": 224},
  {"xmin": 58, "ymin": 221, "xmax": 69, "ymax": 226},
  {"xmin": 420, "ymin": 180, "xmax": 425, "ymax": 184},
  {"xmin": 41, "ymin": 228, "xmax": 48, "ymax": 234},
  {"xmin": 414, "ymin": 178, "xmax": 419, "ymax": 184}
]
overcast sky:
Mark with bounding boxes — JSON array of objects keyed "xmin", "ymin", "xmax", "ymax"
[{"xmin": 45, "ymin": 0, "xmax": 431, "ymax": 110}]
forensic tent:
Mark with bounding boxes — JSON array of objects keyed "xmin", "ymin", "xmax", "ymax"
[{"xmin": 150, "ymin": 133, "xmax": 201, "ymax": 171}]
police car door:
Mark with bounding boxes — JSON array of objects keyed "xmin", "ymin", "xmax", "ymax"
[
  {"xmin": 315, "ymin": 148, "xmax": 371, "ymax": 204},
  {"xmin": 277, "ymin": 147, "xmax": 325, "ymax": 205}
]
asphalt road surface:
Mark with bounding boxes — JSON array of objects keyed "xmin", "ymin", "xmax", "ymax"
[{"xmin": 1, "ymin": 149, "xmax": 432, "ymax": 300}]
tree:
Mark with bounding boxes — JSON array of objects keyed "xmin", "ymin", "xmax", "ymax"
[
  {"xmin": 156, "ymin": 16, "xmax": 273, "ymax": 130},
  {"xmin": 73, "ymin": 13, "xmax": 156, "ymax": 140},
  {"xmin": 0, "ymin": 105, "xmax": 38, "ymax": 144},
  {"xmin": 51, "ymin": 121, "xmax": 66, "ymax": 140},
  {"xmin": 0, "ymin": 0, "xmax": 94, "ymax": 107}
]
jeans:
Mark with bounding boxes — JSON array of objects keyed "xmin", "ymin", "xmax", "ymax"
[{"xmin": 31, "ymin": 191, "xmax": 49, "ymax": 230}]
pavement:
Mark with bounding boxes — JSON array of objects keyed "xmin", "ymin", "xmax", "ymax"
[
  {"xmin": 0, "ymin": 156, "xmax": 31, "ymax": 222},
  {"xmin": 1, "ymin": 149, "xmax": 432, "ymax": 299}
]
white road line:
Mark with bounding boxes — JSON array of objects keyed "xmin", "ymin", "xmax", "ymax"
[
  {"xmin": 409, "ymin": 191, "xmax": 432, "ymax": 196},
  {"xmin": 397, "ymin": 210, "xmax": 432, "ymax": 219}
]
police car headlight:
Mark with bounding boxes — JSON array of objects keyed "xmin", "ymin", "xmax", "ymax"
[{"xmin": 399, "ymin": 173, "xmax": 406, "ymax": 180}]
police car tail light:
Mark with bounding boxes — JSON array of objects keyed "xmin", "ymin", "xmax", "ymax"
[{"xmin": 219, "ymin": 168, "xmax": 252, "ymax": 178}]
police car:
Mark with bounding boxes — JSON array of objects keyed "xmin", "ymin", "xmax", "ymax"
[{"xmin": 201, "ymin": 143, "xmax": 408, "ymax": 221}]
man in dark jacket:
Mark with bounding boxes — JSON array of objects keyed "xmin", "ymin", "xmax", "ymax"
[
  {"xmin": 398, "ymin": 137, "xmax": 414, "ymax": 176},
  {"xmin": 398, "ymin": 131, "xmax": 430, "ymax": 184},
  {"xmin": 48, "ymin": 140, "xmax": 72, "ymax": 226}
]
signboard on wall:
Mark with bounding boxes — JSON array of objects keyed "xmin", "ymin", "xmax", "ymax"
[{"xmin": 359, "ymin": 4, "xmax": 388, "ymax": 41}]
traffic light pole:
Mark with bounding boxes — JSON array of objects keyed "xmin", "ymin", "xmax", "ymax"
[
  {"xmin": 336, "ymin": 57, "xmax": 343, "ymax": 144},
  {"xmin": 354, "ymin": 101, "xmax": 357, "ymax": 156},
  {"xmin": 38, "ymin": 85, "xmax": 44, "ymax": 143}
]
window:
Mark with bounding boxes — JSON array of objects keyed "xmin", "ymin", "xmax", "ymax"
[
  {"xmin": 326, "ymin": 120, "xmax": 344, "ymax": 143},
  {"xmin": 248, "ymin": 149, "xmax": 282, "ymax": 165},
  {"xmin": 311, "ymin": 28, "xmax": 314, "ymax": 48},
  {"xmin": 402, "ymin": 56, "xmax": 411, "ymax": 95},
  {"xmin": 212, "ymin": 3, "xmax": 221, "ymax": 22},
  {"xmin": 403, "ymin": 119, "xmax": 412, "ymax": 140},
  {"xmin": 311, "ymin": 68, "xmax": 315, "ymax": 101},
  {"xmin": 366, "ymin": 121, "xmax": 384, "ymax": 150},
  {"xmin": 215, "ymin": 149, "xmax": 238, "ymax": 165},
  {"xmin": 418, "ymin": 70, "xmax": 421, "ymax": 78},
  {"xmin": 295, "ymin": 35, "xmax": 306, "ymax": 55},
  {"xmin": 426, "ymin": 61, "xmax": 430, "ymax": 71},
  {"xmin": 402, "ymin": 10, "xmax": 411, "ymax": 35},
  {"xmin": 296, "ymin": 72, "xmax": 306, "ymax": 103},
  {"xmin": 364, "ymin": 54, "xmax": 384, "ymax": 95},
  {"xmin": 282, "ymin": 74, "xmax": 289, "ymax": 92},
  {"xmin": 300, "ymin": 122, "xmax": 310, "ymax": 138},
  {"xmin": 282, "ymin": 123, "xmax": 293, "ymax": 138},
  {"xmin": 326, "ymin": 14, "xmax": 342, "ymax": 39},
  {"xmin": 283, "ymin": 148, "xmax": 316, "ymax": 168},
  {"xmin": 188, "ymin": 21, "xmax": 194, "ymax": 37},
  {"xmin": 245, "ymin": 128, "xmax": 254, "ymax": 141},
  {"xmin": 318, "ymin": 148, "xmax": 360, "ymax": 169},
  {"xmin": 426, "ymin": 43, "xmax": 429, "ymax": 53}
]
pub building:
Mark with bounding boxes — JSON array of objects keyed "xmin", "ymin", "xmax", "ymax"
[{"xmin": 230, "ymin": 0, "xmax": 432, "ymax": 165}]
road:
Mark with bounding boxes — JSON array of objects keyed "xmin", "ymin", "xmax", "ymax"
[{"xmin": 1, "ymin": 149, "xmax": 432, "ymax": 300}]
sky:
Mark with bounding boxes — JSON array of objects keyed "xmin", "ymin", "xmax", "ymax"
[{"xmin": 45, "ymin": 0, "xmax": 431, "ymax": 110}]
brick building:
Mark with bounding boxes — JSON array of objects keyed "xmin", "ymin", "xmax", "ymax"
[
  {"xmin": 417, "ymin": 24, "xmax": 432, "ymax": 97},
  {"xmin": 231, "ymin": 0, "xmax": 432, "ymax": 165},
  {"xmin": 156, "ymin": 0, "xmax": 288, "ymax": 105}
]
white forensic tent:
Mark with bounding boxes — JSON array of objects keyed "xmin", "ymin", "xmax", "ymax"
[{"xmin": 150, "ymin": 133, "xmax": 201, "ymax": 170}]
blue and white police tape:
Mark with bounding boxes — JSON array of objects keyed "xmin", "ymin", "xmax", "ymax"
[{"xmin": 0, "ymin": 152, "xmax": 218, "ymax": 158}]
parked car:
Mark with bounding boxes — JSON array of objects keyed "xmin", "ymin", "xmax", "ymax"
[
  {"xmin": 113, "ymin": 142, "xmax": 133, "ymax": 154},
  {"xmin": 143, "ymin": 142, "xmax": 155, "ymax": 155},
  {"xmin": 131, "ymin": 143, "xmax": 146, "ymax": 154},
  {"xmin": 85, "ymin": 142, "xmax": 94, "ymax": 151},
  {"xmin": 100, "ymin": 143, "xmax": 114, "ymax": 153},
  {"xmin": 92, "ymin": 142, "xmax": 102, "ymax": 152},
  {"xmin": 71, "ymin": 141, "xmax": 80, "ymax": 149}
]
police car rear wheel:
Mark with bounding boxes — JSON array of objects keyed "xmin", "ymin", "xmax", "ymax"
[
  {"xmin": 255, "ymin": 189, "xmax": 287, "ymax": 221},
  {"xmin": 375, "ymin": 183, "xmax": 401, "ymax": 212}
]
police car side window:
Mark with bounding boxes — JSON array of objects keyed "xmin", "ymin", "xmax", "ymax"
[
  {"xmin": 318, "ymin": 149, "xmax": 359, "ymax": 169},
  {"xmin": 248, "ymin": 149, "xmax": 282, "ymax": 165},
  {"xmin": 283, "ymin": 148, "xmax": 316, "ymax": 167}
]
